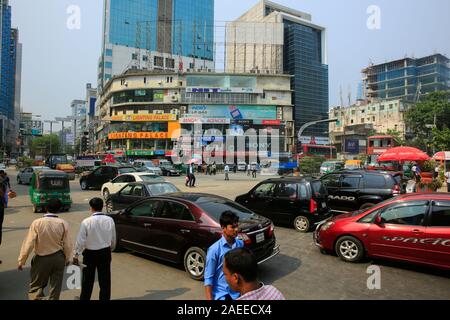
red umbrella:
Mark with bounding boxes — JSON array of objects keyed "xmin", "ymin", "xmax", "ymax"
[
  {"xmin": 432, "ymin": 151, "xmax": 450, "ymax": 161},
  {"xmin": 377, "ymin": 146, "xmax": 430, "ymax": 162}
]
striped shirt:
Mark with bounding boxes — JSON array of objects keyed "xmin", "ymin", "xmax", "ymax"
[{"xmin": 237, "ymin": 283, "xmax": 285, "ymax": 300}]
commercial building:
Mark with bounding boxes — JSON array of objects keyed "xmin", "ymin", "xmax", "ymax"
[
  {"xmin": 225, "ymin": 0, "xmax": 328, "ymax": 140},
  {"xmin": 329, "ymin": 98, "xmax": 411, "ymax": 156},
  {"xmin": 85, "ymin": 84, "xmax": 97, "ymax": 153},
  {"xmin": 362, "ymin": 53, "xmax": 450, "ymax": 101},
  {"xmin": 70, "ymin": 100, "xmax": 87, "ymax": 144},
  {"xmin": 18, "ymin": 112, "xmax": 43, "ymax": 157},
  {"xmin": 98, "ymin": 0, "xmax": 215, "ymax": 90},
  {"xmin": 96, "ymin": 70, "xmax": 293, "ymax": 160}
]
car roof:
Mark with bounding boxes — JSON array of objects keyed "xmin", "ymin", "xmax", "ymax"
[
  {"xmin": 331, "ymin": 170, "xmax": 401, "ymax": 176},
  {"xmin": 263, "ymin": 176, "xmax": 319, "ymax": 183},
  {"xmin": 36, "ymin": 170, "xmax": 68, "ymax": 177},
  {"xmin": 394, "ymin": 193, "xmax": 450, "ymax": 201}
]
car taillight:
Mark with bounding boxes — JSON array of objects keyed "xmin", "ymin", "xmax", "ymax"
[
  {"xmin": 310, "ymin": 199, "xmax": 318, "ymax": 214},
  {"xmin": 392, "ymin": 184, "xmax": 401, "ymax": 195},
  {"xmin": 237, "ymin": 233, "xmax": 252, "ymax": 246},
  {"xmin": 267, "ymin": 223, "xmax": 274, "ymax": 237}
]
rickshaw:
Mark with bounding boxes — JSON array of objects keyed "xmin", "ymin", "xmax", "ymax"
[{"xmin": 29, "ymin": 170, "xmax": 72, "ymax": 213}]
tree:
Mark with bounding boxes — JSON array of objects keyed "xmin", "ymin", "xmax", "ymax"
[
  {"xmin": 30, "ymin": 135, "xmax": 61, "ymax": 158},
  {"xmin": 298, "ymin": 156, "xmax": 326, "ymax": 175},
  {"xmin": 405, "ymin": 91, "xmax": 450, "ymax": 151}
]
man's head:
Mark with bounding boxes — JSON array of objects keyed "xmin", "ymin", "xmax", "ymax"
[
  {"xmin": 220, "ymin": 210, "xmax": 239, "ymax": 239},
  {"xmin": 46, "ymin": 198, "xmax": 62, "ymax": 214},
  {"xmin": 223, "ymin": 247, "xmax": 258, "ymax": 293},
  {"xmin": 0, "ymin": 170, "xmax": 4, "ymax": 176},
  {"xmin": 89, "ymin": 197, "xmax": 104, "ymax": 213}
]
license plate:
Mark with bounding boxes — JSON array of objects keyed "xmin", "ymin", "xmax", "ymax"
[{"xmin": 256, "ymin": 232, "xmax": 265, "ymax": 243}]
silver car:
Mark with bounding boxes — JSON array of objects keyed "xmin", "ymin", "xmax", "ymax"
[{"xmin": 17, "ymin": 166, "xmax": 50, "ymax": 185}]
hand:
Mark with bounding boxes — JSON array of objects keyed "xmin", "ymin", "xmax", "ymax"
[
  {"xmin": 72, "ymin": 257, "xmax": 79, "ymax": 266},
  {"xmin": 18, "ymin": 264, "xmax": 23, "ymax": 271}
]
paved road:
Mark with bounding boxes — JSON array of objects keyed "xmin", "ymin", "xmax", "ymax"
[{"xmin": 0, "ymin": 168, "xmax": 449, "ymax": 300}]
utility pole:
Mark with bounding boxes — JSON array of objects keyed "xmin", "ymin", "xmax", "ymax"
[{"xmin": 44, "ymin": 120, "xmax": 59, "ymax": 154}]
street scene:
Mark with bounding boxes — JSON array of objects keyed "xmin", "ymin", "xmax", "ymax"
[{"xmin": 0, "ymin": 0, "xmax": 450, "ymax": 302}]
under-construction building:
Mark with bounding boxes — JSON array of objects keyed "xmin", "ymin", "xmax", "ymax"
[
  {"xmin": 362, "ymin": 53, "xmax": 450, "ymax": 102},
  {"xmin": 98, "ymin": 0, "xmax": 215, "ymax": 91}
]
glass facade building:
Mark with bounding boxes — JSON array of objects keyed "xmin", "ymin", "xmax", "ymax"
[
  {"xmin": 283, "ymin": 20, "xmax": 329, "ymax": 137},
  {"xmin": 363, "ymin": 54, "xmax": 450, "ymax": 101}
]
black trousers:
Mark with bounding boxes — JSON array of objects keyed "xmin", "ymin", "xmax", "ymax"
[
  {"xmin": 0, "ymin": 205, "xmax": 4, "ymax": 245},
  {"xmin": 80, "ymin": 247, "xmax": 111, "ymax": 301},
  {"xmin": 189, "ymin": 174, "xmax": 196, "ymax": 187}
]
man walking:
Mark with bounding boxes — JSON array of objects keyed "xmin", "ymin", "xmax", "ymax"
[
  {"xmin": 189, "ymin": 163, "xmax": 196, "ymax": 187},
  {"xmin": 18, "ymin": 199, "xmax": 72, "ymax": 300},
  {"xmin": 204, "ymin": 211, "xmax": 243, "ymax": 300},
  {"xmin": 73, "ymin": 198, "xmax": 116, "ymax": 301},
  {"xmin": 251, "ymin": 163, "xmax": 257, "ymax": 178},
  {"xmin": 223, "ymin": 247, "xmax": 285, "ymax": 300},
  {"xmin": 224, "ymin": 163, "xmax": 230, "ymax": 181},
  {"xmin": 0, "ymin": 171, "xmax": 11, "ymax": 208}
]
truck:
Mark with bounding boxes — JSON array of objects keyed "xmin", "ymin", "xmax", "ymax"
[{"xmin": 45, "ymin": 154, "xmax": 76, "ymax": 180}]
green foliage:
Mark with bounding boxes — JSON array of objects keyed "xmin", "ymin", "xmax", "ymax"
[
  {"xmin": 299, "ymin": 156, "xmax": 326, "ymax": 175},
  {"xmin": 30, "ymin": 135, "xmax": 61, "ymax": 157},
  {"xmin": 422, "ymin": 160, "xmax": 438, "ymax": 172}
]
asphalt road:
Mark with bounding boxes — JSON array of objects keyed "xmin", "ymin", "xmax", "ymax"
[{"xmin": 0, "ymin": 168, "xmax": 449, "ymax": 300}]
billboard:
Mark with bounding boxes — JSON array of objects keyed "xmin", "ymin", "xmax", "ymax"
[
  {"xmin": 110, "ymin": 114, "xmax": 177, "ymax": 122},
  {"xmin": 345, "ymin": 139, "xmax": 360, "ymax": 154},
  {"xmin": 188, "ymin": 105, "xmax": 277, "ymax": 120},
  {"xmin": 299, "ymin": 136, "xmax": 330, "ymax": 146}
]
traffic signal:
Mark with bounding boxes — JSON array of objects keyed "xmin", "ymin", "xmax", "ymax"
[{"xmin": 81, "ymin": 136, "xmax": 88, "ymax": 153}]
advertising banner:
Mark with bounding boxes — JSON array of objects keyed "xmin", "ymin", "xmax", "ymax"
[
  {"xmin": 110, "ymin": 114, "xmax": 177, "ymax": 122},
  {"xmin": 299, "ymin": 136, "xmax": 330, "ymax": 146},
  {"xmin": 179, "ymin": 117, "xmax": 231, "ymax": 124},
  {"xmin": 188, "ymin": 105, "xmax": 277, "ymax": 120},
  {"xmin": 108, "ymin": 132, "xmax": 168, "ymax": 140},
  {"xmin": 345, "ymin": 139, "xmax": 360, "ymax": 154}
]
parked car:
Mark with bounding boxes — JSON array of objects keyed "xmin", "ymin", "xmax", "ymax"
[
  {"xmin": 17, "ymin": 166, "xmax": 51, "ymax": 185},
  {"xmin": 320, "ymin": 170, "xmax": 403, "ymax": 213},
  {"xmin": 108, "ymin": 193, "xmax": 280, "ymax": 280},
  {"xmin": 101, "ymin": 173, "xmax": 165, "ymax": 199},
  {"xmin": 320, "ymin": 161, "xmax": 344, "ymax": 175},
  {"xmin": 314, "ymin": 193, "xmax": 450, "ymax": 270},
  {"xmin": 0, "ymin": 163, "xmax": 6, "ymax": 170},
  {"xmin": 237, "ymin": 162, "xmax": 247, "ymax": 171},
  {"xmin": 159, "ymin": 162, "xmax": 181, "ymax": 176},
  {"xmin": 235, "ymin": 177, "xmax": 331, "ymax": 232},
  {"xmin": 79, "ymin": 166, "xmax": 137, "ymax": 190},
  {"xmin": 344, "ymin": 160, "xmax": 363, "ymax": 170},
  {"xmin": 133, "ymin": 160, "xmax": 163, "ymax": 176},
  {"xmin": 106, "ymin": 181, "xmax": 179, "ymax": 212}
]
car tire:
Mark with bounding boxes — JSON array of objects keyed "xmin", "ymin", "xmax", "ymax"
[
  {"xmin": 335, "ymin": 236, "xmax": 365, "ymax": 263},
  {"xmin": 106, "ymin": 199, "xmax": 114, "ymax": 213},
  {"xmin": 103, "ymin": 188, "xmax": 110, "ymax": 200},
  {"xmin": 360, "ymin": 203, "xmax": 375, "ymax": 210},
  {"xmin": 293, "ymin": 216, "xmax": 311, "ymax": 233},
  {"xmin": 80, "ymin": 179, "xmax": 88, "ymax": 190},
  {"xmin": 184, "ymin": 247, "xmax": 206, "ymax": 281}
]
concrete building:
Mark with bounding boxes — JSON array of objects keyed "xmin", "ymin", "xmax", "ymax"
[
  {"xmin": 18, "ymin": 112, "xmax": 43, "ymax": 157},
  {"xmin": 362, "ymin": 54, "xmax": 450, "ymax": 102},
  {"xmin": 70, "ymin": 100, "xmax": 87, "ymax": 144},
  {"xmin": 98, "ymin": 0, "xmax": 215, "ymax": 91},
  {"xmin": 96, "ymin": 70, "xmax": 293, "ymax": 159},
  {"xmin": 329, "ymin": 99, "xmax": 411, "ymax": 156},
  {"xmin": 225, "ymin": 0, "xmax": 328, "ymax": 141},
  {"xmin": 85, "ymin": 84, "xmax": 97, "ymax": 153}
]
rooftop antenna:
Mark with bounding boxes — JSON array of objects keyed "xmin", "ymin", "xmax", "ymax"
[{"xmin": 340, "ymin": 85, "xmax": 344, "ymax": 108}]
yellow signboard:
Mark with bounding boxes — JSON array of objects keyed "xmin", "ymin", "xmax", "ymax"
[
  {"xmin": 108, "ymin": 132, "xmax": 168, "ymax": 140},
  {"xmin": 110, "ymin": 114, "xmax": 177, "ymax": 122}
]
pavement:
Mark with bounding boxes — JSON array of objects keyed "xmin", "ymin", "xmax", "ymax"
[{"xmin": 0, "ymin": 168, "xmax": 449, "ymax": 300}]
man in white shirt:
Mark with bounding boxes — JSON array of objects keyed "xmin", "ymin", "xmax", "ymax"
[
  {"xmin": 73, "ymin": 198, "xmax": 116, "ymax": 300},
  {"xmin": 445, "ymin": 169, "xmax": 450, "ymax": 193},
  {"xmin": 224, "ymin": 164, "xmax": 230, "ymax": 181}
]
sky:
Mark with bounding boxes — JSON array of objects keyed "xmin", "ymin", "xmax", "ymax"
[{"xmin": 9, "ymin": 0, "xmax": 450, "ymax": 132}]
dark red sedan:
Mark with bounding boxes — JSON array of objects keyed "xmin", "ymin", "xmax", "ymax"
[
  {"xmin": 314, "ymin": 193, "xmax": 450, "ymax": 270},
  {"xmin": 109, "ymin": 193, "xmax": 280, "ymax": 280}
]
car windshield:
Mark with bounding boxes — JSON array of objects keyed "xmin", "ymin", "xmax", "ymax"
[
  {"xmin": 143, "ymin": 162, "xmax": 156, "ymax": 168},
  {"xmin": 140, "ymin": 175, "xmax": 163, "ymax": 182},
  {"xmin": 147, "ymin": 183, "xmax": 179, "ymax": 195},
  {"xmin": 118, "ymin": 167, "xmax": 137, "ymax": 174},
  {"xmin": 196, "ymin": 199, "xmax": 257, "ymax": 223}
]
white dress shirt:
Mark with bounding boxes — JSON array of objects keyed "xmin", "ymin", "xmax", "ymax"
[{"xmin": 74, "ymin": 213, "xmax": 116, "ymax": 255}]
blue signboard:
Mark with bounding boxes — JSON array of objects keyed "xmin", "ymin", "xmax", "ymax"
[
  {"xmin": 345, "ymin": 139, "xmax": 360, "ymax": 154},
  {"xmin": 89, "ymin": 97, "xmax": 96, "ymax": 116},
  {"xmin": 189, "ymin": 105, "xmax": 277, "ymax": 120}
]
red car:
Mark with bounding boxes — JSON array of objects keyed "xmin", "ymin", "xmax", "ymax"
[{"xmin": 314, "ymin": 193, "xmax": 450, "ymax": 270}]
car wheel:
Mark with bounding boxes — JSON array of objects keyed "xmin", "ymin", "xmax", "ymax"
[
  {"xmin": 80, "ymin": 179, "xmax": 88, "ymax": 190},
  {"xmin": 360, "ymin": 203, "xmax": 375, "ymax": 210},
  {"xmin": 184, "ymin": 247, "xmax": 206, "ymax": 281},
  {"xmin": 335, "ymin": 236, "xmax": 365, "ymax": 263},
  {"xmin": 293, "ymin": 216, "xmax": 310, "ymax": 233},
  {"xmin": 106, "ymin": 199, "xmax": 114, "ymax": 213},
  {"xmin": 103, "ymin": 188, "xmax": 110, "ymax": 200}
]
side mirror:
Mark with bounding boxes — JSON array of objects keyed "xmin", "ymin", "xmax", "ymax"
[{"xmin": 374, "ymin": 215, "xmax": 383, "ymax": 226}]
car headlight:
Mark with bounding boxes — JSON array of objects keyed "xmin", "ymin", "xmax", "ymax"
[{"xmin": 321, "ymin": 221, "xmax": 335, "ymax": 231}]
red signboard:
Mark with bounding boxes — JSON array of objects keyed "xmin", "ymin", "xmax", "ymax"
[{"xmin": 262, "ymin": 120, "xmax": 281, "ymax": 125}]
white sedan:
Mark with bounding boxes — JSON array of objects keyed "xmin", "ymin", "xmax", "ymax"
[{"xmin": 101, "ymin": 172, "xmax": 165, "ymax": 199}]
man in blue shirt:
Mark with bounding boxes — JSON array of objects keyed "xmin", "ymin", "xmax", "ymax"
[{"xmin": 205, "ymin": 211, "xmax": 243, "ymax": 300}]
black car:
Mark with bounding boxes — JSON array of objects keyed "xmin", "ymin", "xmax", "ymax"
[
  {"xmin": 320, "ymin": 170, "xmax": 403, "ymax": 213},
  {"xmin": 106, "ymin": 181, "xmax": 180, "ymax": 212},
  {"xmin": 160, "ymin": 163, "xmax": 181, "ymax": 176},
  {"xmin": 108, "ymin": 193, "xmax": 279, "ymax": 280},
  {"xmin": 235, "ymin": 177, "xmax": 331, "ymax": 232},
  {"xmin": 79, "ymin": 166, "xmax": 137, "ymax": 190}
]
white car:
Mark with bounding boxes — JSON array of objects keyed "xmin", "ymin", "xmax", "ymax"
[
  {"xmin": 0, "ymin": 163, "xmax": 6, "ymax": 170},
  {"xmin": 237, "ymin": 162, "xmax": 247, "ymax": 171},
  {"xmin": 133, "ymin": 160, "xmax": 163, "ymax": 175},
  {"xmin": 101, "ymin": 172, "xmax": 165, "ymax": 199}
]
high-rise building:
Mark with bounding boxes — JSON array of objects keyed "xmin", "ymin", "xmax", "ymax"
[
  {"xmin": 98, "ymin": 0, "xmax": 215, "ymax": 90},
  {"xmin": 71, "ymin": 100, "xmax": 87, "ymax": 144},
  {"xmin": 362, "ymin": 54, "xmax": 450, "ymax": 102},
  {"xmin": 226, "ymin": 0, "xmax": 328, "ymax": 141}
]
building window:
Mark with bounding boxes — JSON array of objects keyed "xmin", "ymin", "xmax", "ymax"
[
  {"xmin": 361, "ymin": 118, "xmax": 365, "ymax": 123},
  {"xmin": 154, "ymin": 56, "xmax": 164, "ymax": 67},
  {"xmin": 144, "ymin": 77, "xmax": 147, "ymax": 84},
  {"xmin": 105, "ymin": 49, "xmax": 113, "ymax": 57},
  {"xmin": 380, "ymin": 105, "xmax": 385, "ymax": 111},
  {"xmin": 142, "ymin": 55, "xmax": 148, "ymax": 62},
  {"xmin": 114, "ymin": 110, "xmax": 118, "ymax": 115},
  {"xmin": 105, "ymin": 74, "xmax": 112, "ymax": 80},
  {"xmin": 105, "ymin": 62, "xmax": 113, "ymax": 69},
  {"xmin": 373, "ymin": 116, "xmax": 376, "ymax": 121},
  {"xmin": 389, "ymin": 104, "xmax": 393, "ymax": 109},
  {"xmin": 134, "ymin": 109, "xmax": 139, "ymax": 114},
  {"xmin": 361, "ymin": 109, "xmax": 365, "ymax": 113},
  {"xmin": 132, "ymin": 53, "xmax": 138, "ymax": 60},
  {"xmin": 166, "ymin": 76, "xmax": 173, "ymax": 83},
  {"xmin": 351, "ymin": 110, "xmax": 355, "ymax": 115},
  {"xmin": 165, "ymin": 58, "xmax": 175, "ymax": 69},
  {"xmin": 351, "ymin": 120, "xmax": 354, "ymax": 124}
]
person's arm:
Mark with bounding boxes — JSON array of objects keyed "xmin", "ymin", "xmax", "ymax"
[
  {"xmin": 110, "ymin": 219, "xmax": 117, "ymax": 251},
  {"xmin": 73, "ymin": 221, "xmax": 87, "ymax": 264},
  {"xmin": 18, "ymin": 222, "xmax": 38, "ymax": 269},
  {"xmin": 62, "ymin": 222, "xmax": 73, "ymax": 265},
  {"xmin": 204, "ymin": 248, "xmax": 217, "ymax": 300}
]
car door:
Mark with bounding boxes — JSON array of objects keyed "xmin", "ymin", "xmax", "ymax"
[
  {"xmin": 113, "ymin": 184, "xmax": 136, "ymax": 210},
  {"xmin": 115, "ymin": 199, "xmax": 162, "ymax": 256},
  {"xmin": 150, "ymin": 200, "xmax": 196, "ymax": 262},
  {"xmin": 425, "ymin": 201, "xmax": 450, "ymax": 268},
  {"xmin": 321, "ymin": 174, "xmax": 341, "ymax": 211},
  {"xmin": 110, "ymin": 175, "xmax": 134, "ymax": 194},
  {"xmin": 271, "ymin": 182, "xmax": 299, "ymax": 224},
  {"xmin": 243, "ymin": 182, "xmax": 277, "ymax": 220},
  {"xmin": 337, "ymin": 175, "xmax": 362, "ymax": 212},
  {"xmin": 24, "ymin": 168, "xmax": 34, "ymax": 184},
  {"xmin": 89, "ymin": 167, "xmax": 104, "ymax": 188},
  {"xmin": 368, "ymin": 200, "xmax": 429, "ymax": 263}
]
